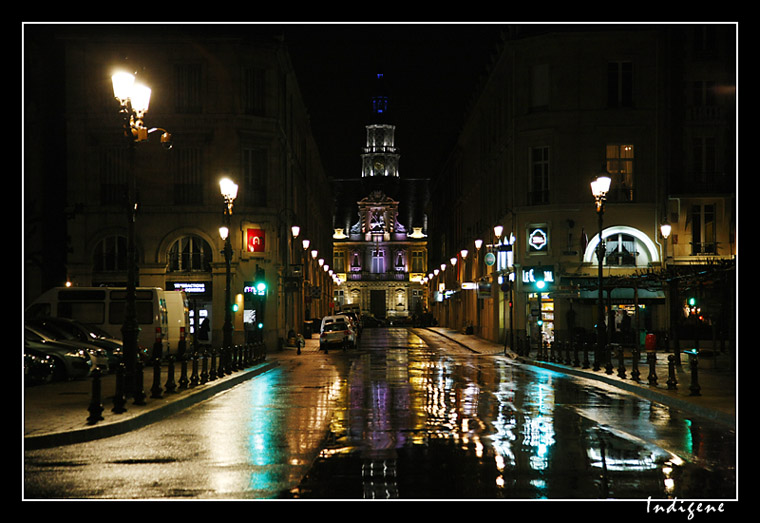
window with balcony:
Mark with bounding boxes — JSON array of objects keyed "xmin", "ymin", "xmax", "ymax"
[
  {"xmin": 691, "ymin": 204, "xmax": 717, "ymax": 255},
  {"xmin": 333, "ymin": 251, "xmax": 346, "ymax": 273},
  {"xmin": 605, "ymin": 144, "xmax": 635, "ymax": 202},
  {"xmin": 171, "ymin": 147, "xmax": 203, "ymax": 205},
  {"xmin": 174, "ymin": 63, "xmax": 202, "ymax": 113},
  {"xmin": 242, "ymin": 147, "xmax": 268, "ymax": 207},
  {"xmin": 411, "ymin": 251, "xmax": 424, "ymax": 273},
  {"xmin": 371, "ymin": 249, "xmax": 385, "ymax": 274},
  {"xmin": 98, "ymin": 147, "xmax": 130, "ymax": 205}
]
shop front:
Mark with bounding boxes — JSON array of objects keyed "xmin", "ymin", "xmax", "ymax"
[{"xmin": 168, "ymin": 281, "xmax": 213, "ymax": 346}]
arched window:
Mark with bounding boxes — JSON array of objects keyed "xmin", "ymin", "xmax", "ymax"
[
  {"xmin": 583, "ymin": 226, "xmax": 659, "ymax": 267},
  {"xmin": 93, "ymin": 235, "xmax": 128, "ymax": 272},
  {"xmin": 168, "ymin": 235, "xmax": 212, "ymax": 272}
]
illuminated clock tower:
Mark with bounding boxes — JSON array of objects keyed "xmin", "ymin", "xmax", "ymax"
[{"xmin": 361, "ymin": 73, "xmax": 400, "ymax": 178}]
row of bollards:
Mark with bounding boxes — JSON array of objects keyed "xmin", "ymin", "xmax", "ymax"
[
  {"xmin": 88, "ymin": 342, "xmax": 267, "ymax": 425},
  {"xmin": 513, "ymin": 337, "xmax": 703, "ymax": 398}
]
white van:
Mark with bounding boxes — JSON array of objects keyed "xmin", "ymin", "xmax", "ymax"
[
  {"xmin": 163, "ymin": 290, "xmax": 190, "ymax": 354},
  {"xmin": 26, "ymin": 287, "xmax": 176, "ymax": 354}
]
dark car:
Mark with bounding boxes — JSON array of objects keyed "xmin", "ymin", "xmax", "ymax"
[
  {"xmin": 24, "ymin": 347, "xmax": 55, "ymax": 386},
  {"xmin": 25, "ymin": 319, "xmax": 110, "ymax": 372},
  {"xmin": 24, "ymin": 328, "xmax": 92, "ymax": 381},
  {"xmin": 26, "ymin": 317, "xmax": 123, "ymax": 370}
]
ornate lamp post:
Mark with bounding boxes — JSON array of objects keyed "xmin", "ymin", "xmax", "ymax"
[
  {"xmin": 219, "ymin": 177, "xmax": 238, "ymax": 375},
  {"xmin": 591, "ymin": 175, "xmax": 612, "ymax": 364},
  {"xmin": 111, "ymin": 70, "xmax": 171, "ymax": 398}
]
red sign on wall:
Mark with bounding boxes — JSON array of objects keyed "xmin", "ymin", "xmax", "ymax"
[{"xmin": 246, "ymin": 228, "xmax": 266, "ymax": 253}]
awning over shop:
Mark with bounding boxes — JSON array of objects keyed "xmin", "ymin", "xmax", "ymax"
[
  {"xmin": 560, "ymin": 277, "xmax": 664, "ymax": 301},
  {"xmin": 579, "ymin": 287, "xmax": 664, "ymax": 300}
]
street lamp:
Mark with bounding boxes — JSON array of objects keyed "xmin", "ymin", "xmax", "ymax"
[
  {"xmin": 220, "ymin": 177, "xmax": 238, "ymax": 375},
  {"xmin": 111, "ymin": 70, "xmax": 171, "ymax": 401},
  {"xmin": 591, "ymin": 174, "xmax": 611, "ymax": 366}
]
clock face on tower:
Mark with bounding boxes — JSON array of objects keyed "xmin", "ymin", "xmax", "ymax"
[{"xmin": 374, "ymin": 161, "xmax": 384, "ymax": 173}]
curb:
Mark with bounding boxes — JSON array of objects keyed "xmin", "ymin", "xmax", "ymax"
[
  {"xmin": 421, "ymin": 328, "xmax": 735, "ymax": 429},
  {"xmin": 24, "ymin": 361, "xmax": 280, "ymax": 450}
]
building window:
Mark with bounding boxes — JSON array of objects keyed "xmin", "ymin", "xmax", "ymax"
[
  {"xmin": 395, "ymin": 250, "xmax": 405, "ymax": 271},
  {"xmin": 99, "ymin": 147, "xmax": 130, "ymax": 205},
  {"xmin": 529, "ymin": 146, "xmax": 550, "ymax": 205},
  {"xmin": 691, "ymin": 204, "xmax": 716, "ymax": 255},
  {"xmin": 171, "ymin": 147, "xmax": 203, "ymax": 205},
  {"xmin": 607, "ymin": 61, "xmax": 633, "ymax": 108},
  {"xmin": 604, "ymin": 233, "xmax": 638, "ymax": 266},
  {"xmin": 530, "ymin": 64, "xmax": 550, "ymax": 110},
  {"xmin": 334, "ymin": 251, "xmax": 346, "ymax": 273},
  {"xmin": 691, "ymin": 136, "xmax": 719, "ymax": 190},
  {"xmin": 350, "ymin": 251, "xmax": 362, "ymax": 271},
  {"xmin": 605, "ymin": 144, "xmax": 635, "ymax": 202},
  {"xmin": 168, "ymin": 235, "xmax": 212, "ymax": 272},
  {"xmin": 411, "ymin": 251, "xmax": 424, "ymax": 273},
  {"xmin": 174, "ymin": 63, "xmax": 202, "ymax": 113},
  {"xmin": 93, "ymin": 235, "xmax": 128, "ymax": 272},
  {"xmin": 371, "ymin": 249, "xmax": 385, "ymax": 274},
  {"xmin": 242, "ymin": 67, "xmax": 266, "ymax": 115},
  {"xmin": 242, "ymin": 147, "xmax": 268, "ymax": 207}
]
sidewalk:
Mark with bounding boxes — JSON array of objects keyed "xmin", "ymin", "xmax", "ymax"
[
  {"xmin": 24, "ymin": 329, "xmax": 735, "ymax": 451},
  {"xmin": 423, "ymin": 327, "xmax": 737, "ymax": 429}
]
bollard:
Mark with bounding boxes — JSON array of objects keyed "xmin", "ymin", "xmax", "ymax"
[
  {"xmin": 178, "ymin": 353, "xmax": 189, "ymax": 390},
  {"xmin": 87, "ymin": 368, "xmax": 104, "ymax": 425},
  {"xmin": 190, "ymin": 351, "xmax": 200, "ymax": 387},
  {"xmin": 582, "ymin": 342, "xmax": 590, "ymax": 369},
  {"xmin": 630, "ymin": 347, "xmax": 641, "ymax": 382},
  {"xmin": 617, "ymin": 345, "xmax": 626, "ymax": 379},
  {"xmin": 593, "ymin": 343, "xmax": 602, "ymax": 372},
  {"xmin": 133, "ymin": 359, "xmax": 146, "ymax": 405},
  {"xmin": 209, "ymin": 349, "xmax": 217, "ymax": 381},
  {"xmin": 178, "ymin": 334, "xmax": 188, "ymax": 389},
  {"xmin": 112, "ymin": 363, "xmax": 127, "ymax": 414},
  {"xmin": 165, "ymin": 355, "xmax": 177, "ymax": 393},
  {"xmin": 687, "ymin": 351, "xmax": 701, "ymax": 396},
  {"xmin": 647, "ymin": 352, "xmax": 658, "ymax": 386},
  {"xmin": 667, "ymin": 355, "xmax": 677, "ymax": 390},
  {"xmin": 605, "ymin": 345, "xmax": 614, "ymax": 375},
  {"xmin": 151, "ymin": 357, "xmax": 163, "ymax": 398},
  {"xmin": 573, "ymin": 341, "xmax": 580, "ymax": 367},
  {"xmin": 565, "ymin": 341, "xmax": 572, "ymax": 365},
  {"xmin": 200, "ymin": 348, "xmax": 209, "ymax": 384}
]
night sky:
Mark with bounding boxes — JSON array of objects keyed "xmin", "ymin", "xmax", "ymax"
[{"xmin": 280, "ymin": 23, "xmax": 506, "ymax": 182}]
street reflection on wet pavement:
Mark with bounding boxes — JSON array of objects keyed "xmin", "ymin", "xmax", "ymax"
[{"xmin": 285, "ymin": 328, "xmax": 735, "ymax": 500}]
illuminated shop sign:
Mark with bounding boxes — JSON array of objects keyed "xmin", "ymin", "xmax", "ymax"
[
  {"xmin": 528, "ymin": 227, "xmax": 548, "ymax": 252},
  {"xmin": 522, "ymin": 266, "xmax": 554, "ymax": 291},
  {"xmin": 246, "ymin": 228, "xmax": 266, "ymax": 253},
  {"xmin": 170, "ymin": 282, "xmax": 209, "ymax": 294}
]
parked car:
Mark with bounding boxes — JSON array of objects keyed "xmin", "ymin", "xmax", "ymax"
[
  {"xmin": 320, "ymin": 314, "xmax": 357, "ymax": 348},
  {"xmin": 24, "ymin": 328, "xmax": 92, "ymax": 381},
  {"xmin": 24, "ymin": 347, "xmax": 55, "ymax": 386},
  {"xmin": 319, "ymin": 319, "xmax": 351, "ymax": 352},
  {"xmin": 25, "ymin": 316, "xmax": 123, "ymax": 370},
  {"xmin": 342, "ymin": 311, "xmax": 363, "ymax": 337},
  {"xmin": 24, "ymin": 321, "xmax": 109, "ymax": 373}
]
